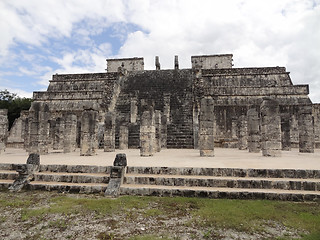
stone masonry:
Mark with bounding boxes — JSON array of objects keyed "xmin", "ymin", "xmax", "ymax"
[
  {"xmin": 80, "ymin": 109, "xmax": 98, "ymax": 156},
  {"xmin": 5, "ymin": 53, "xmax": 317, "ymax": 155},
  {"xmin": 0, "ymin": 109, "xmax": 8, "ymax": 153},
  {"xmin": 199, "ymin": 96, "xmax": 215, "ymax": 157},
  {"xmin": 260, "ymin": 98, "xmax": 282, "ymax": 157}
]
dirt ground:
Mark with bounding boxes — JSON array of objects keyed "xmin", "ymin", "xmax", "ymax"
[{"xmin": 0, "ymin": 190, "xmax": 308, "ymax": 240}]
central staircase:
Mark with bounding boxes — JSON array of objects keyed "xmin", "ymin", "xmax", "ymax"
[{"xmin": 0, "ymin": 164, "xmax": 319, "ymax": 201}]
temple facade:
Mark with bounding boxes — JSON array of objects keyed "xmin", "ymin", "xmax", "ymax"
[{"xmin": 3, "ymin": 54, "xmax": 320, "ymax": 156}]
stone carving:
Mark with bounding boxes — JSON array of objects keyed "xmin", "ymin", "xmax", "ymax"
[
  {"xmin": 9, "ymin": 153, "xmax": 40, "ymax": 192},
  {"xmin": 140, "ymin": 108, "xmax": 156, "ymax": 157},
  {"xmin": 63, "ymin": 114, "xmax": 77, "ymax": 153},
  {"xmin": 260, "ymin": 98, "xmax": 282, "ymax": 157},
  {"xmin": 237, "ymin": 115, "xmax": 248, "ymax": 150},
  {"xmin": 247, "ymin": 108, "xmax": 260, "ymax": 153},
  {"xmin": 0, "ymin": 109, "xmax": 8, "ymax": 154},
  {"xmin": 104, "ymin": 112, "xmax": 115, "ymax": 152},
  {"xmin": 199, "ymin": 96, "xmax": 215, "ymax": 157},
  {"xmin": 80, "ymin": 109, "xmax": 98, "ymax": 156},
  {"xmin": 298, "ymin": 105, "xmax": 315, "ymax": 153},
  {"xmin": 105, "ymin": 153, "xmax": 127, "ymax": 197}
]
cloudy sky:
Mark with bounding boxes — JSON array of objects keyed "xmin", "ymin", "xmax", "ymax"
[{"xmin": 0, "ymin": 0, "xmax": 319, "ymax": 102}]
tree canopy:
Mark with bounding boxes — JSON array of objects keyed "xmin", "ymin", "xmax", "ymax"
[{"xmin": 0, "ymin": 89, "xmax": 32, "ymax": 130}]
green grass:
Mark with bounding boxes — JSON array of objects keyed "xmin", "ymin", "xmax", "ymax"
[{"xmin": 1, "ymin": 191, "xmax": 320, "ymax": 239}]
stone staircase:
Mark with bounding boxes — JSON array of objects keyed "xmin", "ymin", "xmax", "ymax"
[
  {"xmin": 121, "ymin": 167, "xmax": 320, "ymax": 201},
  {"xmin": 0, "ymin": 164, "xmax": 319, "ymax": 201},
  {"xmin": 0, "ymin": 164, "xmax": 110, "ymax": 194}
]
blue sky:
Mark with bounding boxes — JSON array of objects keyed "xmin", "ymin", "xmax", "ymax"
[{"xmin": 0, "ymin": 0, "xmax": 320, "ymax": 102}]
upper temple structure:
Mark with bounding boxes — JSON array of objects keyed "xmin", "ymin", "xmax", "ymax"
[{"xmin": 3, "ymin": 54, "xmax": 320, "ymax": 157}]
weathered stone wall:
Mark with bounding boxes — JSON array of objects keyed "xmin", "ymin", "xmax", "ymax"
[{"xmin": 6, "ymin": 110, "xmax": 29, "ymax": 148}]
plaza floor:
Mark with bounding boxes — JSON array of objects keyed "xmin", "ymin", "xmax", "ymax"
[{"xmin": 1, "ymin": 147, "xmax": 319, "ymax": 170}]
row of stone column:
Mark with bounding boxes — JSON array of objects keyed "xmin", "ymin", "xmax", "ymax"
[{"xmin": 198, "ymin": 97, "xmax": 315, "ymax": 157}]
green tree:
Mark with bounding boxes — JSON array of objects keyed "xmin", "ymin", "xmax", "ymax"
[{"xmin": 0, "ymin": 89, "xmax": 33, "ymax": 130}]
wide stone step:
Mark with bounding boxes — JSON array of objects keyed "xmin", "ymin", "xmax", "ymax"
[
  {"xmin": 28, "ymin": 181, "xmax": 108, "ymax": 193},
  {"xmin": 124, "ymin": 174, "xmax": 320, "ymax": 191},
  {"xmin": 120, "ymin": 184, "xmax": 320, "ymax": 201},
  {"xmin": 34, "ymin": 172, "xmax": 110, "ymax": 183},
  {"xmin": 0, "ymin": 170, "xmax": 18, "ymax": 180},
  {"xmin": 0, "ymin": 179, "xmax": 107, "ymax": 194},
  {"xmin": 126, "ymin": 167, "xmax": 320, "ymax": 179}
]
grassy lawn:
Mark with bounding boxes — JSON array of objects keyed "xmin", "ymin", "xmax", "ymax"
[{"xmin": 0, "ymin": 190, "xmax": 319, "ymax": 239}]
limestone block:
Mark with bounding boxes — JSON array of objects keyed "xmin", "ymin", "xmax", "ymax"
[
  {"xmin": 63, "ymin": 114, "xmax": 77, "ymax": 153},
  {"xmin": 0, "ymin": 109, "xmax": 8, "ymax": 153},
  {"xmin": 80, "ymin": 110, "xmax": 98, "ymax": 156},
  {"xmin": 104, "ymin": 112, "xmax": 115, "ymax": 152},
  {"xmin": 119, "ymin": 125, "xmax": 128, "ymax": 150}
]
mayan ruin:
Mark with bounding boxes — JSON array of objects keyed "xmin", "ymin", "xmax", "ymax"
[
  {"xmin": 2, "ymin": 54, "xmax": 319, "ymax": 156},
  {"xmin": 0, "ymin": 54, "xmax": 319, "ymax": 202}
]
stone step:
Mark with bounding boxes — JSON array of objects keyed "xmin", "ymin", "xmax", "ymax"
[
  {"xmin": 124, "ymin": 173, "xmax": 320, "ymax": 191},
  {"xmin": 0, "ymin": 170, "xmax": 18, "ymax": 180},
  {"xmin": 120, "ymin": 184, "xmax": 320, "ymax": 201},
  {"xmin": 0, "ymin": 179, "xmax": 107, "ymax": 194},
  {"xmin": 0, "ymin": 170, "xmax": 109, "ymax": 184},
  {"xmin": 126, "ymin": 166, "xmax": 320, "ymax": 179},
  {"xmin": 34, "ymin": 172, "xmax": 110, "ymax": 183}
]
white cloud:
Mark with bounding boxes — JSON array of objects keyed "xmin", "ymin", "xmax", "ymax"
[{"xmin": 0, "ymin": 0, "xmax": 320, "ymax": 102}]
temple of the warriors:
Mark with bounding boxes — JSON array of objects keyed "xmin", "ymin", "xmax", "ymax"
[{"xmin": 2, "ymin": 54, "xmax": 320, "ymax": 157}]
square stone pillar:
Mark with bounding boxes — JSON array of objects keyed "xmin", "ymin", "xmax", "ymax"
[
  {"xmin": 52, "ymin": 117, "xmax": 64, "ymax": 150},
  {"xmin": 63, "ymin": 114, "xmax": 77, "ymax": 153},
  {"xmin": 161, "ymin": 114, "xmax": 167, "ymax": 149},
  {"xmin": 281, "ymin": 114, "xmax": 291, "ymax": 151},
  {"xmin": 119, "ymin": 125, "xmax": 129, "ymax": 150},
  {"xmin": 199, "ymin": 96, "xmax": 214, "ymax": 157},
  {"xmin": 140, "ymin": 109, "xmax": 156, "ymax": 157},
  {"xmin": 28, "ymin": 103, "xmax": 50, "ymax": 155},
  {"xmin": 80, "ymin": 109, "xmax": 98, "ymax": 156},
  {"xmin": 155, "ymin": 110, "xmax": 162, "ymax": 152},
  {"xmin": 237, "ymin": 115, "xmax": 248, "ymax": 150},
  {"xmin": 0, "ymin": 109, "xmax": 8, "ymax": 154},
  {"xmin": 247, "ymin": 108, "xmax": 260, "ymax": 153},
  {"xmin": 260, "ymin": 99, "xmax": 282, "ymax": 157},
  {"xmin": 298, "ymin": 105, "xmax": 315, "ymax": 153},
  {"xmin": 104, "ymin": 112, "xmax": 115, "ymax": 152}
]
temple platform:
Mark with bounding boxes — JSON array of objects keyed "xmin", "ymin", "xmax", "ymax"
[{"xmin": 1, "ymin": 147, "xmax": 319, "ymax": 170}]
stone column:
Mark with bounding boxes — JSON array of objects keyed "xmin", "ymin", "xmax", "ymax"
[
  {"xmin": 80, "ymin": 109, "xmax": 98, "ymax": 156},
  {"xmin": 21, "ymin": 111, "xmax": 30, "ymax": 150},
  {"xmin": 237, "ymin": 115, "xmax": 248, "ymax": 150},
  {"xmin": 161, "ymin": 114, "xmax": 167, "ymax": 149},
  {"xmin": 140, "ymin": 108, "xmax": 156, "ymax": 157},
  {"xmin": 260, "ymin": 99, "xmax": 282, "ymax": 157},
  {"xmin": 53, "ymin": 117, "xmax": 64, "ymax": 150},
  {"xmin": 155, "ymin": 56, "xmax": 161, "ymax": 70},
  {"xmin": 281, "ymin": 114, "xmax": 291, "ymax": 151},
  {"xmin": 104, "ymin": 112, "xmax": 115, "ymax": 152},
  {"xmin": 130, "ymin": 98, "xmax": 138, "ymax": 123},
  {"xmin": 247, "ymin": 108, "xmax": 260, "ymax": 153},
  {"xmin": 155, "ymin": 110, "xmax": 162, "ymax": 152},
  {"xmin": 193, "ymin": 102, "xmax": 200, "ymax": 149},
  {"xmin": 119, "ymin": 125, "xmax": 129, "ymax": 150},
  {"xmin": 163, "ymin": 93, "xmax": 171, "ymax": 124},
  {"xmin": 28, "ymin": 103, "xmax": 50, "ymax": 155},
  {"xmin": 199, "ymin": 96, "xmax": 214, "ymax": 157},
  {"xmin": 63, "ymin": 114, "xmax": 77, "ymax": 153},
  {"xmin": 298, "ymin": 105, "xmax": 315, "ymax": 153},
  {"xmin": 0, "ymin": 109, "xmax": 8, "ymax": 153},
  {"xmin": 38, "ymin": 104, "xmax": 50, "ymax": 155}
]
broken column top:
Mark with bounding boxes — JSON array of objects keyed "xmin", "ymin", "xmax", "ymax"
[{"xmin": 113, "ymin": 153, "xmax": 127, "ymax": 166}]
